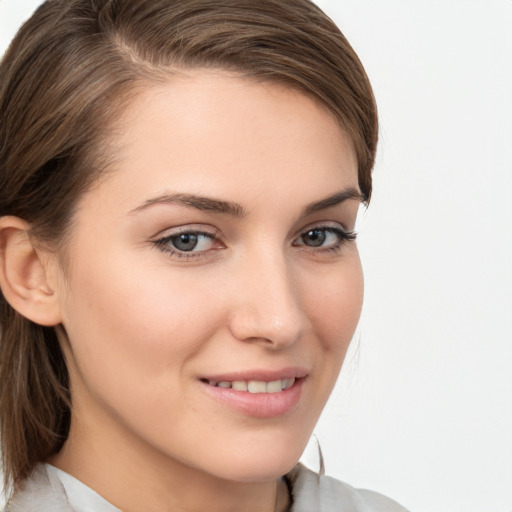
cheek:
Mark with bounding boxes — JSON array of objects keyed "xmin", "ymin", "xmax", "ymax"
[
  {"xmin": 303, "ymin": 254, "xmax": 364, "ymax": 355},
  {"xmin": 60, "ymin": 253, "xmax": 224, "ymax": 389}
]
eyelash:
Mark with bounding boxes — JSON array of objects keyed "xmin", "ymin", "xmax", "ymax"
[
  {"xmin": 153, "ymin": 228, "xmax": 220, "ymax": 261},
  {"xmin": 293, "ymin": 226, "xmax": 357, "ymax": 253},
  {"xmin": 153, "ymin": 225, "xmax": 357, "ymax": 261}
]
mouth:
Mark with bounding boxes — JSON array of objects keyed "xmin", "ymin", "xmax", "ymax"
[
  {"xmin": 200, "ymin": 377, "xmax": 296, "ymax": 393},
  {"xmin": 198, "ymin": 369, "xmax": 306, "ymax": 418}
]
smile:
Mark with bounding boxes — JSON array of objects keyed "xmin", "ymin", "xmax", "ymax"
[
  {"xmin": 199, "ymin": 368, "xmax": 307, "ymax": 417},
  {"xmin": 204, "ymin": 378, "xmax": 296, "ymax": 393}
]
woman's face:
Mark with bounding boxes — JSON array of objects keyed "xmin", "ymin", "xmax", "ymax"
[{"xmin": 52, "ymin": 71, "xmax": 363, "ymax": 484}]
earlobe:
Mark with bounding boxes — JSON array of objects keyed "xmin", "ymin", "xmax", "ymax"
[{"xmin": 0, "ymin": 216, "xmax": 63, "ymax": 326}]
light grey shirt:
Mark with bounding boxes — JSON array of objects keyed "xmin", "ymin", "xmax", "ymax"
[{"xmin": 4, "ymin": 463, "xmax": 409, "ymax": 511}]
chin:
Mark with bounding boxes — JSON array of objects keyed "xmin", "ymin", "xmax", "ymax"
[{"xmin": 207, "ymin": 433, "xmax": 308, "ymax": 483}]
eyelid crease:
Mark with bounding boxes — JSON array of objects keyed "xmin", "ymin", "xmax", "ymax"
[{"xmin": 151, "ymin": 223, "xmax": 221, "ymax": 240}]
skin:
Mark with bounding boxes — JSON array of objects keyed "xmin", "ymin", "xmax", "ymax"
[{"xmin": 44, "ymin": 71, "xmax": 364, "ymax": 512}]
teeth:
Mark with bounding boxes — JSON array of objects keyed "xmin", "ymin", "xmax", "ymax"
[
  {"xmin": 232, "ymin": 381, "xmax": 248, "ymax": 391},
  {"xmin": 248, "ymin": 380, "xmax": 267, "ymax": 393},
  {"xmin": 206, "ymin": 377, "xmax": 296, "ymax": 393},
  {"xmin": 283, "ymin": 378, "xmax": 295, "ymax": 390},
  {"xmin": 266, "ymin": 380, "xmax": 282, "ymax": 393}
]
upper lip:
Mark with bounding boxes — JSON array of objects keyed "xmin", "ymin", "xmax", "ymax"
[{"xmin": 199, "ymin": 367, "xmax": 308, "ymax": 382}]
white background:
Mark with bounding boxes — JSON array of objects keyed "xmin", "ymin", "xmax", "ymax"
[{"xmin": 1, "ymin": 1, "xmax": 511, "ymax": 511}]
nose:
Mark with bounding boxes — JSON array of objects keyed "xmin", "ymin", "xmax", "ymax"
[{"xmin": 228, "ymin": 251, "xmax": 306, "ymax": 349}]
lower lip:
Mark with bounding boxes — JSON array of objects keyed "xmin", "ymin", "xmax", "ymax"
[{"xmin": 200, "ymin": 378, "xmax": 305, "ymax": 418}]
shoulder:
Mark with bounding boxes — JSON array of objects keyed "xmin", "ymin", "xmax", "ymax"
[
  {"xmin": 3, "ymin": 465, "xmax": 73, "ymax": 512},
  {"xmin": 287, "ymin": 463, "xmax": 410, "ymax": 512}
]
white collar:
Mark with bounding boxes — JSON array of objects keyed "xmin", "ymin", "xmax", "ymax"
[{"xmin": 44, "ymin": 465, "xmax": 120, "ymax": 512}]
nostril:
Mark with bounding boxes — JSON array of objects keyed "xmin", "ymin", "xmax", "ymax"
[{"xmin": 227, "ymin": 258, "xmax": 305, "ymax": 346}]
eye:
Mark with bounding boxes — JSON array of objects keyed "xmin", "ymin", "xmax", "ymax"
[
  {"xmin": 154, "ymin": 228, "xmax": 222, "ymax": 259},
  {"xmin": 299, "ymin": 228, "xmax": 331, "ymax": 247},
  {"xmin": 294, "ymin": 226, "xmax": 356, "ymax": 250},
  {"xmin": 167, "ymin": 232, "xmax": 213, "ymax": 252}
]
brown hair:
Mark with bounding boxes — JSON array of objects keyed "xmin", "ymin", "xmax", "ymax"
[{"xmin": 0, "ymin": 0, "xmax": 377, "ymax": 493}]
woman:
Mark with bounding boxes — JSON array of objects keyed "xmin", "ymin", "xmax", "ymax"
[{"xmin": 0, "ymin": 1, "xmax": 408, "ymax": 510}]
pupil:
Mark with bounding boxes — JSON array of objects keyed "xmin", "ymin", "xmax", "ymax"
[
  {"xmin": 173, "ymin": 233, "xmax": 198, "ymax": 251},
  {"xmin": 303, "ymin": 229, "xmax": 325, "ymax": 247}
]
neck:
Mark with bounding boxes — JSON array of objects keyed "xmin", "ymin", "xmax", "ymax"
[{"xmin": 50, "ymin": 409, "xmax": 291, "ymax": 512}]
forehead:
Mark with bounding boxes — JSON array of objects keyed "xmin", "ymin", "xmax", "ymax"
[{"xmin": 83, "ymin": 70, "xmax": 358, "ymax": 215}]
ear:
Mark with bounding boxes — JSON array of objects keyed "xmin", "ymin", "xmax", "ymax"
[{"xmin": 0, "ymin": 216, "xmax": 63, "ymax": 326}]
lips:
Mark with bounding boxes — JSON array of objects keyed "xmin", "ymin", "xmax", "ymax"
[{"xmin": 199, "ymin": 368, "xmax": 307, "ymax": 418}]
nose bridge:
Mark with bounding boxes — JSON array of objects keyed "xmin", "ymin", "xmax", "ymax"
[{"xmin": 229, "ymin": 246, "xmax": 305, "ymax": 347}]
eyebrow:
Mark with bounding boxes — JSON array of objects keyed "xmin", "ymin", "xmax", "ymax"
[
  {"xmin": 301, "ymin": 188, "xmax": 363, "ymax": 216},
  {"xmin": 129, "ymin": 187, "xmax": 362, "ymax": 218},
  {"xmin": 129, "ymin": 192, "xmax": 246, "ymax": 217}
]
